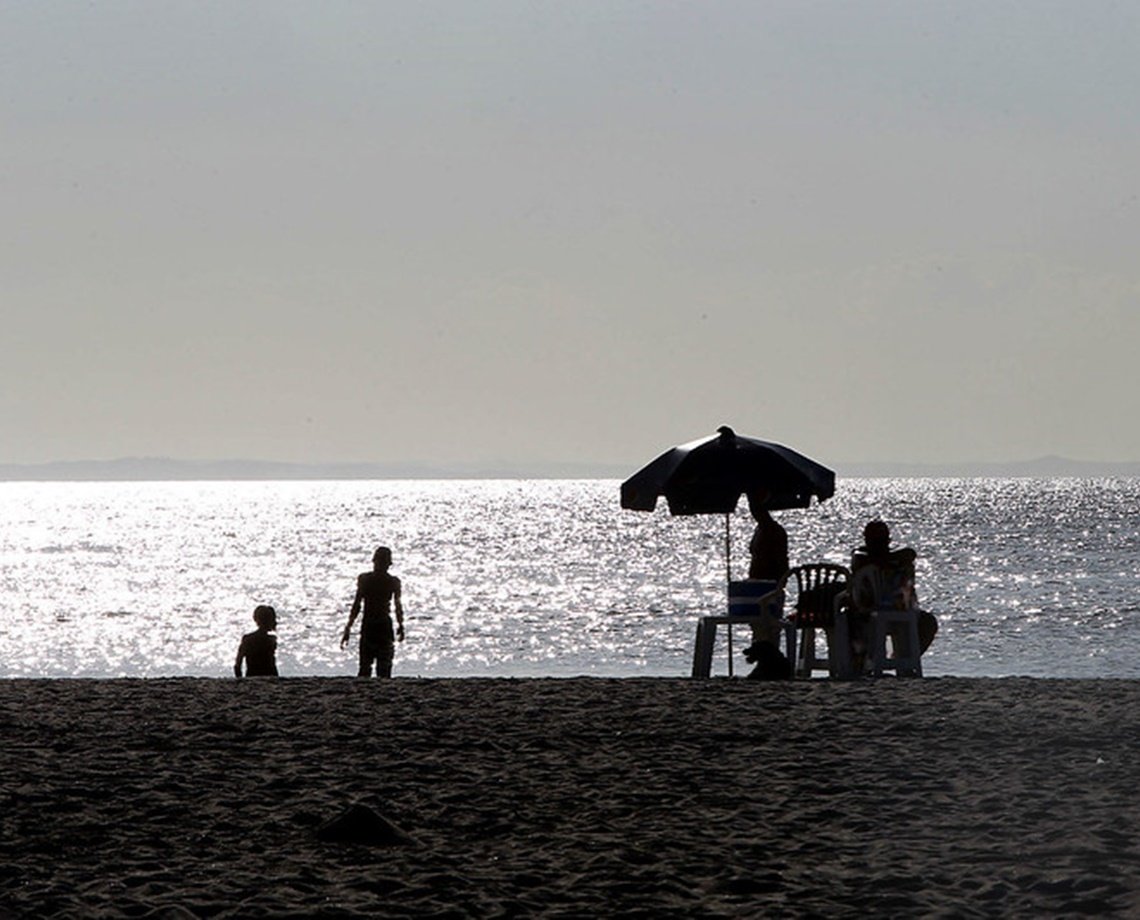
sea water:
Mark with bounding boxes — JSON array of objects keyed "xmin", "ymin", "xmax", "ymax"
[{"xmin": 0, "ymin": 478, "xmax": 1137, "ymax": 679}]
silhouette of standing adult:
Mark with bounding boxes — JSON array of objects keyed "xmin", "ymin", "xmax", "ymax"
[
  {"xmin": 748, "ymin": 499, "xmax": 789, "ymax": 581},
  {"xmin": 341, "ymin": 547, "xmax": 405, "ymax": 678},
  {"xmin": 744, "ymin": 496, "xmax": 791, "ymax": 655},
  {"xmin": 234, "ymin": 605, "xmax": 279, "ymax": 677}
]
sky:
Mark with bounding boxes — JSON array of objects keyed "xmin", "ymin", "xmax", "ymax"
[{"xmin": 3, "ymin": 1, "xmax": 1139, "ymax": 472}]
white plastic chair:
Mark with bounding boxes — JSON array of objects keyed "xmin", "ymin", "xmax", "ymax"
[
  {"xmin": 758, "ymin": 564, "xmax": 853, "ymax": 679},
  {"xmin": 691, "ymin": 580, "xmax": 794, "ymax": 678},
  {"xmin": 850, "ymin": 563, "xmax": 924, "ymax": 677}
]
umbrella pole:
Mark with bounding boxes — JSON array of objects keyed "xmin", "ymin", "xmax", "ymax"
[
  {"xmin": 725, "ymin": 512, "xmax": 734, "ymax": 678},
  {"xmin": 725, "ymin": 512, "xmax": 732, "ymax": 589}
]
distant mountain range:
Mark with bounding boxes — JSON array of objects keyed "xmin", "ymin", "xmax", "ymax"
[
  {"xmin": 837, "ymin": 456, "xmax": 1140, "ymax": 478},
  {"xmin": 1, "ymin": 455, "xmax": 1138, "ymax": 481},
  {"xmin": 0, "ymin": 457, "xmax": 634, "ymax": 481}
]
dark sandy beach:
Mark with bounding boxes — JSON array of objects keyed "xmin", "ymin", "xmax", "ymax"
[{"xmin": 2, "ymin": 677, "xmax": 1138, "ymax": 918}]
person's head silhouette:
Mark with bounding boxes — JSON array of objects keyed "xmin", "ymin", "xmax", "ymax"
[
  {"xmin": 863, "ymin": 520, "xmax": 891, "ymax": 556},
  {"xmin": 253, "ymin": 605, "xmax": 277, "ymax": 631},
  {"xmin": 747, "ymin": 491, "xmax": 773, "ymax": 522}
]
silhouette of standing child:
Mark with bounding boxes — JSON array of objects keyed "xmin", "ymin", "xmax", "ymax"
[
  {"xmin": 341, "ymin": 546, "xmax": 405, "ymax": 678},
  {"xmin": 234, "ymin": 605, "xmax": 279, "ymax": 677}
]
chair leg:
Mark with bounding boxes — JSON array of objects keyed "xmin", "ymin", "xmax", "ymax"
[
  {"xmin": 872, "ymin": 615, "xmax": 888, "ymax": 677},
  {"xmin": 829, "ymin": 613, "xmax": 853, "ymax": 680},
  {"xmin": 796, "ymin": 628, "xmax": 815, "ymax": 679},
  {"xmin": 783, "ymin": 623, "xmax": 797, "ymax": 676},
  {"xmin": 692, "ymin": 620, "xmax": 715, "ymax": 679},
  {"xmin": 870, "ymin": 612, "xmax": 924, "ymax": 678}
]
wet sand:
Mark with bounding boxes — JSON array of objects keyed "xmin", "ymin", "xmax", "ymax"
[{"xmin": 2, "ymin": 677, "xmax": 1138, "ymax": 918}]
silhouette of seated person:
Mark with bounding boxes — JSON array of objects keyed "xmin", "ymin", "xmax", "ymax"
[
  {"xmin": 234, "ymin": 604, "xmax": 279, "ymax": 678},
  {"xmin": 849, "ymin": 521, "xmax": 937, "ymax": 667}
]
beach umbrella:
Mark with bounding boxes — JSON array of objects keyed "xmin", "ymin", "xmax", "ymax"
[{"xmin": 620, "ymin": 425, "xmax": 835, "ymax": 585}]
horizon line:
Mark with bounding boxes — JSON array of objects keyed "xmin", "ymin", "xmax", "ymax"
[{"xmin": 2, "ymin": 454, "xmax": 1140, "ymax": 482}]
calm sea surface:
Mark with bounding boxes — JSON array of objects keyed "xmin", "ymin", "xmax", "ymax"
[{"xmin": 1, "ymin": 479, "xmax": 1137, "ymax": 679}]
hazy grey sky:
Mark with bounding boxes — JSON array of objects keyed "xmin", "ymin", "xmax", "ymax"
[{"xmin": 4, "ymin": 1, "xmax": 1138, "ymax": 469}]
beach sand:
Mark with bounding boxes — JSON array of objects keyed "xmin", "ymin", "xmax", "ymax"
[{"xmin": 2, "ymin": 677, "xmax": 1138, "ymax": 918}]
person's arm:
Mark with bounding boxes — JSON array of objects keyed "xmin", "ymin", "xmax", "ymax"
[
  {"xmin": 234, "ymin": 636, "xmax": 246, "ymax": 678},
  {"xmin": 393, "ymin": 577, "xmax": 405, "ymax": 641},
  {"xmin": 850, "ymin": 565, "xmax": 877, "ymax": 613},
  {"xmin": 341, "ymin": 579, "xmax": 363, "ymax": 648},
  {"xmin": 895, "ymin": 548, "xmax": 919, "ymax": 608}
]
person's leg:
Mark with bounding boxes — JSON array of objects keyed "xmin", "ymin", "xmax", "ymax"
[
  {"xmin": 379, "ymin": 643, "xmax": 394, "ymax": 679},
  {"xmin": 749, "ymin": 612, "xmax": 781, "ymax": 647},
  {"xmin": 918, "ymin": 610, "xmax": 938, "ymax": 654},
  {"xmin": 744, "ymin": 581, "xmax": 780, "ymax": 648},
  {"xmin": 358, "ymin": 641, "xmax": 374, "ymax": 678},
  {"xmin": 848, "ymin": 611, "xmax": 870, "ymax": 673}
]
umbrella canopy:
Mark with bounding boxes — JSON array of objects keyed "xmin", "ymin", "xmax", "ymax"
[
  {"xmin": 621, "ymin": 426, "xmax": 835, "ymax": 516},
  {"xmin": 621, "ymin": 426, "xmax": 835, "ymax": 677}
]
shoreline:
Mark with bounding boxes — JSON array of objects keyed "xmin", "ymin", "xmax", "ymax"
[
  {"xmin": 3, "ymin": 677, "xmax": 1139, "ymax": 916},
  {"xmin": 2, "ymin": 673, "xmax": 1140, "ymax": 682}
]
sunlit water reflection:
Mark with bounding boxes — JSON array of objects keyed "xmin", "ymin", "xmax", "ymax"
[{"xmin": 1, "ymin": 479, "xmax": 1137, "ymax": 678}]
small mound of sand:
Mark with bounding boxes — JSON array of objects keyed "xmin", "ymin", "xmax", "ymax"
[{"xmin": 316, "ymin": 803, "xmax": 416, "ymax": 847}]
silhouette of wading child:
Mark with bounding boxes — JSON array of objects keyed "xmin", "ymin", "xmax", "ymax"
[
  {"xmin": 341, "ymin": 547, "xmax": 405, "ymax": 678},
  {"xmin": 234, "ymin": 605, "xmax": 279, "ymax": 677}
]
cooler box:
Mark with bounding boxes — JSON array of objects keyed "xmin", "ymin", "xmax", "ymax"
[{"xmin": 728, "ymin": 579, "xmax": 780, "ymax": 616}]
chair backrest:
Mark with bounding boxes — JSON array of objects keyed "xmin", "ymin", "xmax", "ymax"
[
  {"xmin": 780, "ymin": 563, "xmax": 850, "ymax": 626},
  {"xmin": 850, "ymin": 550, "xmax": 916, "ymax": 612}
]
